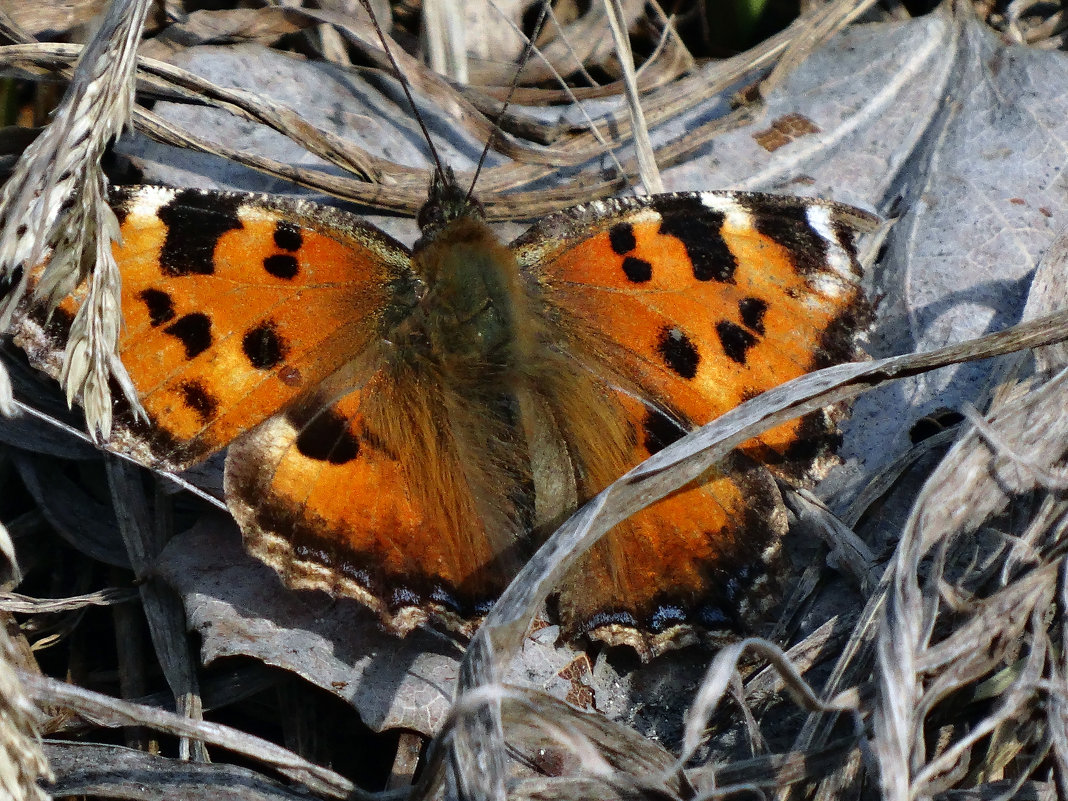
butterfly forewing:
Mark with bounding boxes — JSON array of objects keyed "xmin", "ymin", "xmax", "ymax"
[
  {"xmin": 514, "ymin": 191, "xmax": 873, "ymax": 472},
  {"xmin": 93, "ymin": 187, "xmax": 412, "ymax": 469}
]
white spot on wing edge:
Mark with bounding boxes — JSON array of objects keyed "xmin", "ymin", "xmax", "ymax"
[
  {"xmin": 124, "ymin": 185, "xmax": 176, "ymax": 220},
  {"xmin": 699, "ymin": 192, "xmax": 753, "ymax": 230},
  {"xmin": 250, "ymin": 414, "xmax": 300, "ymax": 465},
  {"xmin": 807, "ymin": 271, "xmax": 849, "ymax": 300},
  {"xmin": 806, "ymin": 204, "xmax": 856, "ymax": 279}
]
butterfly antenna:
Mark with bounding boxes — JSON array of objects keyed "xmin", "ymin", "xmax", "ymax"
[
  {"xmin": 358, "ymin": 0, "xmax": 448, "ymax": 184},
  {"xmin": 465, "ymin": 0, "xmax": 552, "ymax": 201}
]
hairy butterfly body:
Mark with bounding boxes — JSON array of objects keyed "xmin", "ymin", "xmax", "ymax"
[{"xmin": 16, "ymin": 168, "xmax": 874, "ymax": 653}]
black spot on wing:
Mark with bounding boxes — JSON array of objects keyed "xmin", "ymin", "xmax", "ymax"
[
  {"xmin": 738, "ymin": 297, "xmax": 768, "ymax": 335},
  {"xmin": 294, "ymin": 409, "xmax": 360, "ymax": 464},
  {"xmin": 643, "ymin": 409, "xmax": 687, "ymax": 455},
  {"xmin": 656, "ymin": 327, "xmax": 700, "ymax": 379},
  {"xmin": 263, "ymin": 254, "xmax": 299, "ymax": 279},
  {"xmin": 767, "ymin": 410, "xmax": 844, "ymax": 483},
  {"xmin": 622, "ymin": 256, "xmax": 652, "ymax": 283},
  {"xmin": 832, "ymin": 218, "xmax": 861, "ymax": 260},
  {"xmin": 158, "ymin": 190, "xmax": 243, "ymax": 276},
  {"xmin": 782, "ymin": 419, "xmax": 840, "ymax": 465},
  {"xmin": 716, "ymin": 320, "xmax": 758, "ymax": 365},
  {"xmin": 179, "ymin": 380, "xmax": 219, "ymax": 424},
  {"xmin": 811, "ymin": 299, "xmax": 870, "ymax": 370},
  {"xmin": 138, "ymin": 288, "xmax": 175, "ymax": 327},
  {"xmin": 164, "ymin": 312, "xmax": 212, "ymax": 359},
  {"xmin": 608, "ymin": 222, "xmax": 636, "ymax": 255},
  {"xmin": 750, "ymin": 205, "xmax": 826, "ymax": 275},
  {"xmin": 273, "ymin": 220, "xmax": 303, "ymax": 251},
  {"xmin": 242, "ymin": 322, "xmax": 287, "ymax": 370},
  {"xmin": 658, "ymin": 204, "xmax": 735, "ymax": 282}
]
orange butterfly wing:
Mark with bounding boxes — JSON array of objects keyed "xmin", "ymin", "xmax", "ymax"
[
  {"xmin": 512, "ymin": 192, "xmax": 875, "ymax": 648},
  {"xmin": 224, "ymin": 374, "xmax": 521, "ymax": 633},
  {"xmin": 48, "ymin": 187, "xmax": 418, "ymax": 471}
]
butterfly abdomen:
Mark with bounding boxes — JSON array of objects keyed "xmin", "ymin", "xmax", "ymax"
[{"xmin": 362, "ymin": 212, "xmax": 544, "ymax": 564}]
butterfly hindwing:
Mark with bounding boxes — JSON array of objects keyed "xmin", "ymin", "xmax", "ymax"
[
  {"xmin": 224, "ymin": 367, "xmax": 523, "ymax": 633},
  {"xmin": 552, "ymin": 386, "xmax": 788, "ymax": 649}
]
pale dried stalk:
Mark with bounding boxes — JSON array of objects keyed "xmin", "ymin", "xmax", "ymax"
[
  {"xmin": 20, "ymin": 671, "xmax": 357, "ymax": 799},
  {"xmin": 0, "ymin": 525, "xmax": 51, "ymax": 801},
  {"xmin": 602, "ymin": 0, "xmax": 662, "ymax": 194},
  {"xmin": 422, "ymin": 0, "xmax": 468, "ymax": 83},
  {"xmin": 0, "ymin": 0, "xmax": 152, "ymax": 438},
  {"xmin": 873, "ymin": 375, "xmax": 1068, "ymax": 795},
  {"xmin": 869, "ymin": 216, "xmax": 1068, "ymax": 798}
]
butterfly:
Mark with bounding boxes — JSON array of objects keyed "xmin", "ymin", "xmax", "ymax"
[{"xmin": 15, "ymin": 166, "xmax": 874, "ymax": 654}]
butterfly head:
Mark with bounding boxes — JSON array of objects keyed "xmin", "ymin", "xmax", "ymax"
[{"xmin": 416, "ymin": 167, "xmax": 485, "ymax": 247}]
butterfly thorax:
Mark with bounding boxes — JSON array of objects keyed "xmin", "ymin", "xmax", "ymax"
[{"xmin": 411, "ymin": 213, "xmax": 529, "ymax": 373}]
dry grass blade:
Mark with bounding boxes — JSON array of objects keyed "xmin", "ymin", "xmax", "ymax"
[
  {"xmin": 760, "ymin": 0, "xmax": 881, "ymax": 96},
  {"xmin": 0, "ymin": 351, "xmax": 13, "ymax": 419},
  {"xmin": 602, "ymin": 0, "xmax": 662, "ymax": 194},
  {"xmin": 19, "ymin": 671, "xmax": 361, "ymax": 799},
  {"xmin": 418, "ymin": 682, "xmax": 683, "ymax": 800},
  {"xmin": 0, "ymin": 524, "xmax": 51, "ymax": 801},
  {"xmin": 916, "ymin": 601, "xmax": 1049, "ymax": 791},
  {"xmin": 785, "ymin": 488, "xmax": 880, "ymax": 595},
  {"xmin": 0, "ymin": 588, "xmax": 137, "ymax": 614},
  {"xmin": 105, "ymin": 459, "xmax": 207, "ymax": 761},
  {"xmin": 135, "ymin": 7, "xmax": 309, "ymax": 61},
  {"xmin": 0, "ymin": 8, "xmax": 32, "ymax": 45},
  {"xmin": 422, "ymin": 0, "xmax": 469, "ymax": 83},
  {"xmin": 0, "ymin": 0, "xmax": 155, "ymax": 439},
  {"xmin": 502, "ymin": 687, "xmax": 681, "ymax": 786},
  {"xmin": 872, "ymin": 270, "xmax": 1068, "ymax": 799},
  {"xmin": 45, "ymin": 740, "xmax": 326, "ymax": 800},
  {"xmin": 3, "ymin": 394, "xmax": 228, "ymax": 515},
  {"xmin": 677, "ymin": 637, "xmax": 858, "ymax": 774},
  {"xmin": 0, "ymin": 2, "xmax": 877, "ymax": 223},
  {"xmin": 0, "ymin": 42, "xmax": 390, "ymax": 184}
]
